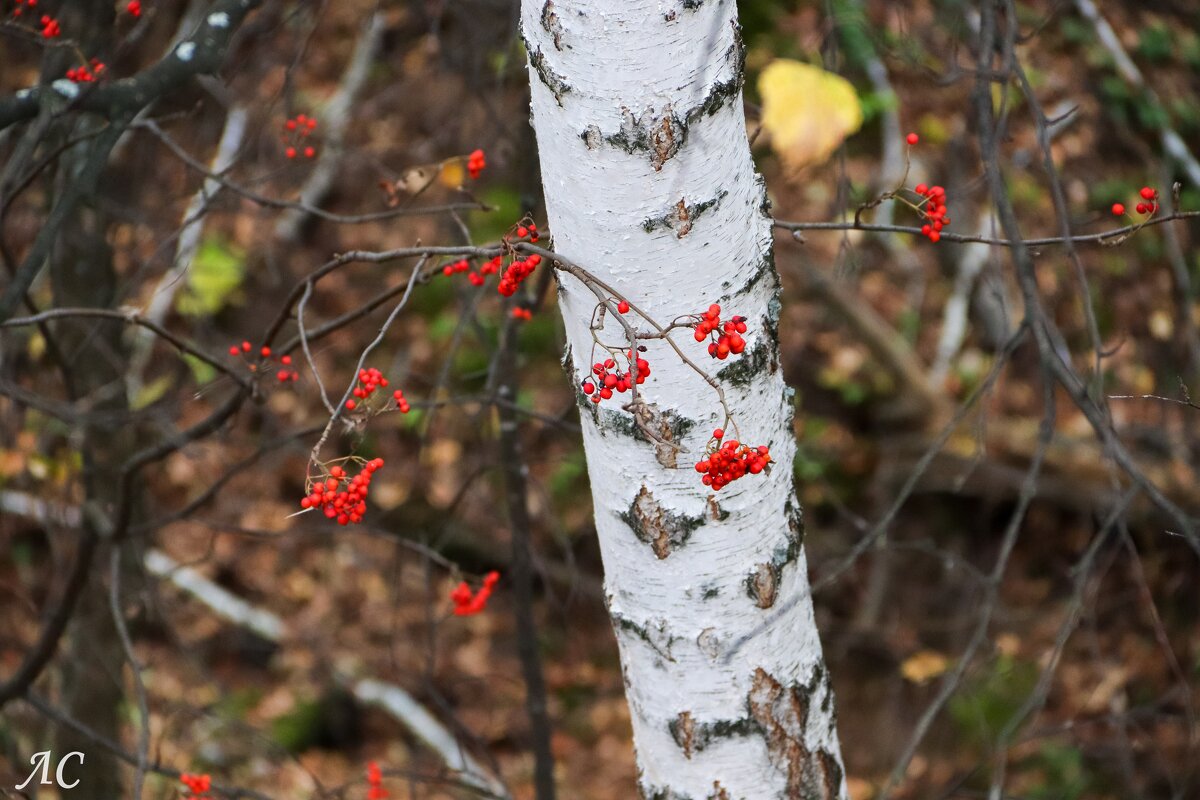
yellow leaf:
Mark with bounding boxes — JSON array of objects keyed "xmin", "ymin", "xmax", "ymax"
[
  {"xmin": 439, "ymin": 158, "xmax": 466, "ymax": 189},
  {"xmin": 1148, "ymin": 309, "xmax": 1173, "ymax": 340},
  {"xmin": 900, "ymin": 650, "xmax": 949, "ymax": 685},
  {"xmin": 758, "ymin": 59, "xmax": 862, "ymax": 174}
]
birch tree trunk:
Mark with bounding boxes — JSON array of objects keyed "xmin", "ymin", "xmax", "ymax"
[{"xmin": 522, "ymin": 2, "xmax": 847, "ymax": 797}]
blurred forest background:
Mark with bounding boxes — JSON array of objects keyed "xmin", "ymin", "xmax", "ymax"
[{"xmin": 1, "ymin": 1, "xmax": 1199, "ymax": 798}]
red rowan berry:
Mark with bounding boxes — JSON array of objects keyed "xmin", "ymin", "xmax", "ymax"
[
  {"xmin": 906, "ymin": 132, "xmax": 919, "ymax": 145},
  {"xmin": 617, "ymin": 300, "xmax": 630, "ymax": 314},
  {"xmin": 1111, "ymin": 203, "xmax": 1125, "ymax": 216},
  {"xmin": 451, "ymin": 570, "xmax": 500, "ymax": 616},
  {"xmin": 367, "ymin": 761, "xmax": 390, "ymax": 799},
  {"xmin": 467, "ymin": 149, "xmax": 486, "ymax": 179}
]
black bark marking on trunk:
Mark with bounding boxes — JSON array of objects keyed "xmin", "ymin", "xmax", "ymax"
[
  {"xmin": 743, "ymin": 503, "xmax": 803, "ymax": 610},
  {"xmin": 747, "ymin": 561, "xmax": 779, "ymax": 608},
  {"xmin": 540, "ymin": 0, "xmax": 564, "ymax": 50},
  {"xmin": 756, "ymin": 172, "xmax": 773, "ymax": 218},
  {"xmin": 597, "ymin": 403, "xmax": 695, "ymax": 465},
  {"xmin": 613, "ymin": 612, "xmax": 678, "ymax": 663},
  {"xmin": 747, "ymin": 666, "xmax": 839, "ymax": 799},
  {"xmin": 565, "ymin": 345, "xmax": 602, "ymax": 423},
  {"xmin": 707, "ymin": 782, "xmax": 731, "ymax": 800},
  {"xmin": 816, "ymin": 748, "xmax": 844, "ymax": 799},
  {"xmin": 630, "ymin": 402, "xmax": 690, "ymax": 468},
  {"xmin": 715, "ymin": 336, "xmax": 771, "ymax": 387},
  {"xmin": 681, "ymin": 22, "xmax": 745, "ymax": 124},
  {"xmin": 582, "ymin": 124, "xmax": 602, "ymax": 149},
  {"xmin": 644, "ymin": 789, "xmax": 694, "ymax": 800},
  {"xmin": 597, "ymin": 38, "xmax": 742, "ymax": 170},
  {"xmin": 641, "ymin": 192, "xmax": 727, "ymax": 237},
  {"xmin": 600, "ymin": 407, "xmax": 640, "ymax": 437},
  {"xmin": 603, "ymin": 106, "xmax": 686, "ymax": 170},
  {"xmin": 668, "ymin": 713, "xmax": 759, "ymax": 758},
  {"xmin": 720, "ymin": 249, "xmax": 781, "ymax": 379},
  {"xmin": 528, "ymin": 44, "xmax": 570, "ymax": 105},
  {"xmin": 621, "ymin": 486, "xmax": 704, "ymax": 559},
  {"xmin": 785, "ymin": 497, "xmax": 806, "ymax": 550}
]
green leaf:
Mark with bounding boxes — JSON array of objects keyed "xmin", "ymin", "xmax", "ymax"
[
  {"xmin": 177, "ymin": 237, "xmax": 246, "ymax": 317},
  {"xmin": 182, "ymin": 353, "xmax": 217, "ymax": 385},
  {"xmin": 132, "ymin": 375, "xmax": 173, "ymax": 411}
]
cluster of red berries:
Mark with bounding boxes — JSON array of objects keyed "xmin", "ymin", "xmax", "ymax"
[
  {"xmin": 467, "ymin": 148, "xmax": 486, "ymax": 179},
  {"xmin": 438, "ymin": 221, "xmax": 540, "ymax": 293},
  {"xmin": 366, "ymin": 762, "xmax": 389, "ymax": 800},
  {"xmin": 180, "ymin": 773, "xmax": 212, "ymax": 799},
  {"xmin": 451, "ymin": 571, "xmax": 500, "ymax": 616},
  {"xmin": 582, "ymin": 350, "xmax": 651, "ymax": 404},
  {"xmin": 1111, "ymin": 186, "xmax": 1159, "ymax": 217},
  {"xmin": 693, "ymin": 429, "xmax": 771, "ymax": 491},
  {"xmin": 913, "ymin": 182, "xmax": 950, "ymax": 243},
  {"xmin": 65, "ymin": 60, "xmax": 105, "ymax": 83},
  {"xmin": 8, "ymin": 0, "xmax": 37, "ymax": 19},
  {"xmin": 511, "ymin": 307, "xmax": 533, "ymax": 321},
  {"xmin": 693, "ymin": 304, "xmax": 748, "ymax": 360},
  {"xmin": 346, "ymin": 367, "xmax": 389, "ymax": 410},
  {"xmin": 498, "ymin": 254, "xmax": 541, "ymax": 297},
  {"xmin": 512, "ymin": 221, "xmax": 539, "ymax": 243},
  {"xmin": 274, "ymin": 354, "xmax": 298, "ymax": 382},
  {"xmin": 283, "ymin": 114, "xmax": 318, "ymax": 159},
  {"xmin": 299, "ymin": 459, "xmax": 383, "ymax": 525},
  {"xmin": 39, "ymin": 13, "xmax": 60, "ymax": 36},
  {"xmin": 391, "ymin": 388, "xmax": 411, "ymax": 413},
  {"xmin": 441, "ymin": 255, "xmax": 502, "ymax": 287},
  {"xmin": 127, "ymin": 0, "xmax": 142, "ymax": 17},
  {"xmin": 442, "ymin": 258, "xmax": 471, "ymax": 277},
  {"xmin": 227, "ymin": 341, "xmax": 298, "ymax": 382}
]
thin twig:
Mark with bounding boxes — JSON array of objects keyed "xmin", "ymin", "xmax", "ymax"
[{"xmin": 109, "ymin": 547, "xmax": 151, "ymax": 800}]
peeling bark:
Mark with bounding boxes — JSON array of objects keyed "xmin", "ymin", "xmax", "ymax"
[
  {"xmin": 622, "ymin": 486, "xmax": 704, "ymax": 559},
  {"xmin": 747, "ymin": 562, "xmax": 779, "ymax": 609}
]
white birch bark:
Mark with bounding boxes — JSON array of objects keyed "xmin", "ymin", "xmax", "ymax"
[{"xmin": 522, "ymin": 2, "xmax": 847, "ymax": 797}]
